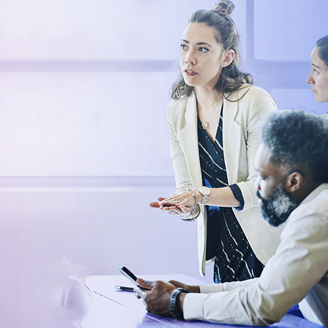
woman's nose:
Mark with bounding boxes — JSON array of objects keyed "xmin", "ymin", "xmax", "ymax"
[
  {"xmin": 307, "ymin": 72, "xmax": 314, "ymax": 85},
  {"xmin": 185, "ymin": 50, "xmax": 196, "ymax": 65}
]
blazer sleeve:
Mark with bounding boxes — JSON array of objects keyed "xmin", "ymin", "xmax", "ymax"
[
  {"xmin": 236, "ymin": 87, "xmax": 278, "ymax": 211},
  {"xmin": 167, "ymin": 100, "xmax": 192, "ymax": 193}
]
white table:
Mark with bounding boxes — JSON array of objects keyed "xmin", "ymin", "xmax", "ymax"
[{"xmin": 82, "ymin": 274, "xmax": 323, "ymax": 328}]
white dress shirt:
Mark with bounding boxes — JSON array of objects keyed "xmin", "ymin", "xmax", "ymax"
[{"xmin": 183, "ymin": 184, "xmax": 328, "ymax": 326}]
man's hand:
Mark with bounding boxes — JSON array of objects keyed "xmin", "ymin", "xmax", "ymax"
[
  {"xmin": 143, "ymin": 281, "xmax": 176, "ymax": 317},
  {"xmin": 134, "ymin": 278, "xmax": 154, "ymax": 299},
  {"xmin": 136, "ymin": 278, "xmax": 154, "ymax": 291}
]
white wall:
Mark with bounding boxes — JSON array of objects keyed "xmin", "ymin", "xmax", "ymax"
[
  {"xmin": 0, "ymin": 0, "xmax": 246, "ymax": 176},
  {"xmin": 0, "ymin": 186, "xmax": 201, "ymax": 276},
  {"xmin": 0, "ymin": 0, "xmax": 246, "ymax": 283}
]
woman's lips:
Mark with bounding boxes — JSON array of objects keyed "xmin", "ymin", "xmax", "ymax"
[{"xmin": 184, "ymin": 69, "xmax": 198, "ymax": 77}]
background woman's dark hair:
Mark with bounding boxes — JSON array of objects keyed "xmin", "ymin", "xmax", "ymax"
[
  {"xmin": 262, "ymin": 110, "xmax": 328, "ymax": 184},
  {"xmin": 171, "ymin": 0, "xmax": 252, "ymax": 100},
  {"xmin": 316, "ymin": 35, "xmax": 328, "ymax": 66}
]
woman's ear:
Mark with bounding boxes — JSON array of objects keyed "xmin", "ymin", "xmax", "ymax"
[
  {"xmin": 222, "ymin": 49, "xmax": 235, "ymax": 68},
  {"xmin": 285, "ymin": 171, "xmax": 303, "ymax": 193}
]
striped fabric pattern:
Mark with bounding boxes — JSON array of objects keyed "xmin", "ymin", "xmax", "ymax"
[{"xmin": 197, "ymin": 106, "xmax": 263, "ymax": 283}]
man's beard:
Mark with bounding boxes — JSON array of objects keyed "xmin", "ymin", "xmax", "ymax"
[{"xmin": 256, "ymin": 184, "xmax": 298, "ymax": 227}]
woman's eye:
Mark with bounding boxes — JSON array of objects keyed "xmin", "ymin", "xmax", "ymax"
[
  {"xmin": 199, "ymin": 47, "xmax": 209, "ymax": 53},
  {"xmin": 180, "ymin": 44, "xmax": 187, "ymax": 50},
  {"xmin": 313, "ymin": 68, "xmax": 319, "ymax": 74}
]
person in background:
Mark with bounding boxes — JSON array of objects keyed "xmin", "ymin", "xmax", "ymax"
[
  {"xmin": 307, "ymin": 35, "xmax": 328, "ymax": 118},
  {"xmin": 150, "ymin": 0, "xmax": 283, "ymax": 282},
  {"xmin": 139, "ymin": 110, "xmax": 328, "ymax": 326}
]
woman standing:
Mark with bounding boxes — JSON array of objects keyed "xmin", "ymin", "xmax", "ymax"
[{"xmin": 151, "ymin": 1, "xmax": 283, "ymax": 282}]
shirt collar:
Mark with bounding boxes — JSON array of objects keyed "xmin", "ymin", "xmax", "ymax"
[{"xmin": 298, "ymin": 183, "xmax": 328, "ymax": 206}]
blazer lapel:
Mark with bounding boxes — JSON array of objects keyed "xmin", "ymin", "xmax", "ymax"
[
  {"xmin": 178, "ymin": 92, "xmax": 203, "ymax": 188},
  {"xmin": 222, "ymin": 92, "xmax": 242, "ymax": 184},
  {"xmin": 177, "ymin": 88, "xmax": 246, "ymax": 188}
]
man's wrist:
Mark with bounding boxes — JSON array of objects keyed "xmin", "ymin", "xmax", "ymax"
[
  {"xmin": 177, "ymin": 292, "xmax": 186, "ymax": 315},
  {"xmin": 170, "ymin": 288, "xmax": 189, "ymax": 319},
  {"xmin": 176, "ymin": 286, "xmax": 200, "ymax": 315}
]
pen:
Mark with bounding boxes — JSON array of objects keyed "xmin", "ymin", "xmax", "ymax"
[{"xmin": 115, "ymin": 285, "xmax": 135, "ymax": 292}]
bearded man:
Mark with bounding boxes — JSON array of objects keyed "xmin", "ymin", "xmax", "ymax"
[{"xmin": 138, "ymin": 110, "xmax": 328, "ymax": 326}]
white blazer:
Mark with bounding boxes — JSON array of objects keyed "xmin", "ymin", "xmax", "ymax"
[{"xmin": 167, "ymin": 85, "xmax": 285, "ymax": 276}]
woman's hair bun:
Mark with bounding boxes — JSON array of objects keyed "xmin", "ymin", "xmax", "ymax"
[{"xmin": 213, "ymin": 0, "xmax": 235, "ymax": 17}]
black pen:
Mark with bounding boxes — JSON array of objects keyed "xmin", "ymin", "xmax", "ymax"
[{"xmin": 115, "ymin": 285, "xmax": 135, "ymax": 292}]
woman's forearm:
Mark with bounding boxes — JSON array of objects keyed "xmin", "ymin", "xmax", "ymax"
[{"xmin": 195, "ymin": 186, "xmax": 240, "ymax": 207}]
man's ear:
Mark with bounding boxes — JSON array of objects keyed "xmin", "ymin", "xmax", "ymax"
[
  {"xmin": 222, "ymin": 49, "xmax": 235, "ymax": 68},
  {"xmin": 285, "ymin": 171, "xmax": 303, "ymax": 193}
]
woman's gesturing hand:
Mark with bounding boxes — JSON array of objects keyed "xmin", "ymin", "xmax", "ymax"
[
  {"xmin": 149, "ymin": 192, "xmax": 200, "ymax": 219},
  {"xmin": 163, "ymin": 203, "xmax": 200, "ymax": 220},
  {"xmin": 149, "ymin": 197, "xmax": 166, "ymax": 208},
  {"xmin": 159, "ymin": 190, "xmax": 198, "ymax": 208}
]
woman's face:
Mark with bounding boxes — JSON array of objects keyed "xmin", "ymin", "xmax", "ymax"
[
  {"xmin": 307, "ymin": 47, "xmax": 328, "ymax": 103},
  {"xmin": 179, "ymin": 22, "xmax": 234, "ymax": 90}
]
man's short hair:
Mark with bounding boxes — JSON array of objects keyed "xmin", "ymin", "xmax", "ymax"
[{"xmin": 261, "ymin": 110, "xmax": 328, "ymax": 183}]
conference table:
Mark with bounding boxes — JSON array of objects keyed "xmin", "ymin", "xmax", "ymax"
[{"xmin": 82, "ymin": 274, "xmax": 323, "ymax": 328}]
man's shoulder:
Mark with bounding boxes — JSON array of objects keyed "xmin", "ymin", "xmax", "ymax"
[
  {"xmin": 279, "ymin": 186, "xmax": 328, "ymax": 251},
  {"xmin": 289, "ymin": 185, "xmax": 328, "ymax": 224},
  {"xmin": 308, "ymin": 188, "xmax": 328, "ymax": 218}
]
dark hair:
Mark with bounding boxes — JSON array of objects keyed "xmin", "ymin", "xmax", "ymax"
[
  {"xmin": 316, "ymin": 35, "xmax": 328, "ymax": 66},
  {"xmin": 171, "ymin": 0, "xmax": 252, "ymax": 100},
  {"xmin": 262, "ymin": 110, "xmax": 328, "ymax": 183}
]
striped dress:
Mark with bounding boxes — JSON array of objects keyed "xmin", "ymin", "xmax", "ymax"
[{"xmin": 198, "ymin": 105, "xmax": 264, "ymax": 283}]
